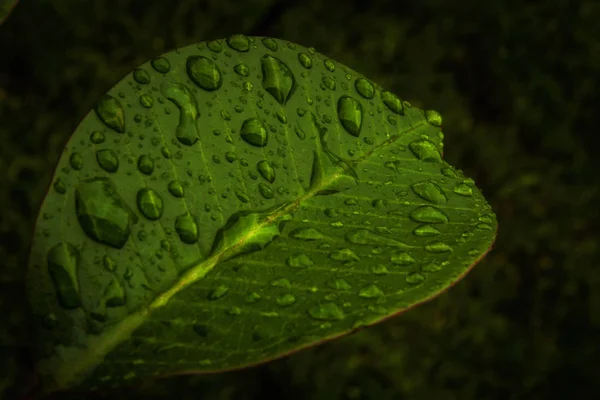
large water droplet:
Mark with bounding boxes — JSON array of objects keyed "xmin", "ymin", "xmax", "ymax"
[
  {"xmin": 95, "ymin": 95, "xmax": 125, "ymax": 133},
  {"xmin": 168, "ymin": 180, "xmax": 184, "ymax": 197},
  {"xmin": 257, "ymin": 160, "xmax": 275, "ymax": 183},
  {"xmin": 151, "ymin": 57, "xmax": 171, "ymax": 73},
  {"xmin": 424, "ymin": 110, "xmax": 442, "ymax": 126},
  {"xmin": 136, "ymin": 188, "xmax": 164, "ymax": 220},
  {"xmin": 261, "ymin": 55, "xmax": 296, "ymax": 105},
  {"xmin": 240, "ymin": 118, "xmax": 268, "ymax": 147},
  {"xmin": 425, "ymin": 242, "xmax": 453, "ymax": 253},
  {"xmin": 329, "ymin": 248, "xmax": 360, "ymax": 261},
  {"xmin": 289, "ymin": 227, "xmax": 329, "ymax": 241},
  {"xmin": 355, "ymin": 78, "xmax": 374, "ymax": 99},
  {"xmin": 410, "ymin": 181, "xmax": 447, "ymax": 204},
  {"xmin": 47, "ymin": 242, "xmax": 81, "ymax": 309},
  {"xmin": 69, "ymin": 153, "xmax": 83, "ymax": 170},
  {"xmin": 133, "ymin": 68, "xmax": 151, "ymax": 84},
  {"xmin": 410, "ymin": 206, "xmax": 449, "ymax": 223},
  {"xmin": 409, "ymin": 139, "xmax": 442, "ymax": 163},
  {"xmin": 258, "ymin": 182, "xmax": 274, "ymax": 199},
  {"xmin": 226, "ymin": 34, "xmax": 250, "ymax": 52},
  {"xmin": 381, "ymin": 91, "xmax": 404, "ymax": 114},
  {"xmin": 337, "ymin": 95, "xmax": 363, "ymax": 137},
  {"xmin": 175, "ymin": 213, "xmax": 198, "ymax": 244},
  {"xmin": 137, "ymin": 155, "xmax": 154, "ymax": 175},
  {"xmin": 75, "ymin": 178, "xmax": 136, "ymax": 248},
  {"xmin": 345, "ymin": 228, "xmax": 412, "ymax": 248},
  {"xmin": 262, "ymin": 38, "xmax": 277, "ymax": 51},
  {"xmin": 90, "ymin": 131, "xmax": 105, "ymax": 144},
  {"xmin": 276, "ymin": 293, "xmax": 296, "ymax": 307},
  {"xmin": 413, "ymin": 225, "xmax": 441, "ymax": 237},
  {"xmin": 96, "ymin": 149, "xmax": 119, "ymax": 173},
  {"xmin": 390, "ymin": 252, "xmax": 415, "ymax": 265},
  {"xmin": 161, "ymin": 82, "xmax": 200, "ymax": 145},
  {"xmin": 298, "ymin": 53, "xmax": 312, "ymax": 69},
  {"xmin": 453, "ymin": 182, "xmax": 473, "ymax": 197},
  {"xmin": 186, "ymin": 56, "xmax": 222, "ymax": 91},
  {"xmin": 308, "ymin": 302, "xmax": 345, "ymax": 321},
  {"xmin": 234, "ymin": 63, "xmax": 250, "ymax": 77},
  {"xmin": 358, "ymin": 284, "xmax": 384, "ymax": 298},
  {"xmin": 286, "ymin": 253, "xmax": 314, "ymax": 268}
]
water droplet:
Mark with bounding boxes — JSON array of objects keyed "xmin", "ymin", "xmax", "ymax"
[
  {"xmin": 276, "ymin": 293, "xmax": 296, "ymax": 307},
  {"xmin": 308, "ymin": 302, "xmax": 345, "ymax": 321},
  {"xmin": 271, "ymin": 278, "xmax": 291, "ymax": 288},
  {"xmin": 151, "ymin": 57, "xmax": 170, "ymax": 73},
  {"xmin": 47, "ymin": 242, "xmax": 81, "ymax": 309},
  {"xmin": 409, "ymin": 139, "xmax": 442, "ymax": 163},
  {"xmin": 289, "ymin": 227, "xmax": 329, "ymax": 241},
  {"xmin": 390, "ymin": 252, "xmax": 415, "ymax": 265},
  {"xmin": 410, "ymin": 206, "xmax": 449, "ymax": 223},
  {"xmin": 175, "ymin": 213, "xmax": 198, "ymax": 244},
  {"xmin": 453, "ymin": 183, "xmax": 473, "ymax": 196},
  {"xmin": 424, "ymin": 109, "xmax": 442, "ymax": 126},
  {"xmin": 358, "ymin": 284, "xmax": 384, "ymax": 298},
  {"xmin": 257, "ymin": 160, "xmax": 275, "ymax": 183},
  {"xmin": 234, "ymin": 63, "xmax": 250, "ymax": 77},
  {"xmin": 95, "ymin": 94, "xmax": 125, "ymax": 133},
  {"xmin": 329, "ymin": 248, "xmax": 360, "ymax": 261},
  {"xmin": 337, "ymin": 95, "xmax": 363, "ymax": 137},
  {"xmin": 441, "ymin": 167, "xmax": 458, "ymax": 178},
  {"xmin": 371, "ymin": 264, "xmax": 389, "ymax": 275},
  {"xmin": 324, "ymin": 59, "xmax": 335, "ymax": 72},
  {"xmin": 327, "ymin": 278, "xmax": 351, "ymax": 290},
  {"xmin": 262, "ymin": 38, "xmax": 278, "ymax": 51},
  {"xmin": 53, "ymin": 178, "xmax": 66, "ymax": 194},
  {"xmin": 286, "ymin": 253, "xmax": 314, "ymax": 268},
  {"xmin": 139, "ymin": 93, "xmax": 153, "ymax": 108},
  {"xmin": 96, "ymin": 149, "xmax": 119, "ymax": 172},
  {"xmin": 261, "ymin": 55, "xmax": 296, "ymax": 105},
  {"xmin": 137, "ymin": 155, "xmax": 154, "ymax": 175},
  {"xmin": 104, "ymin": 278, "xmax": 126, "ymax": 307},
  {"xmin": 322, "ymin": 76, "xmax": 336, "ymax": 90},
  {"xmin": 410, "ymin": 181, "xmax": 447, "ymax": 204},
  {"xmin": 186, "ymin": 56, "xmax": 222, "ymax": 91},
  {"xmin": 226, "ymin": 34, "xmax": 250, "ymax": 51},
  {"xmin": 161, "ymin": 146, "xmax": 172, "ymax": 159},
  {"xmin": 103, "ymin": 255, "xmax": 116, "ymax": 271},
  {"xmin": 133, "ymin": 68, "xmax": 151, "ymax": 84},
  {"xmin": 240, "ymin": 118, "xmax": 268, "ymax": 147},
  {"xmin": 355, "ymin": 78, "xmax": 374, "ymax": 99},
  {"xmin": 258, "ymin": 182, "xmax": 274, "ymax": 199},
  {"xmin": 425, "ymin": 242, "xmax": 453, "ymax": 253},
  {"xmin": 381, "ymin": 91, "xmax": 404, "ymax": 114},
  {"xmin": 160, "ymin": 82, "xmax": 200, "ymax": 145},
  {"xmin": 422, "ymin": 263, "xmax": 442, "ymax": 272},
  {"xmin": 406, "ymin": 271, "xmax": 425, "ymax": 284},
  {"xmin": 298, "ymin": 53, "xmax": 312, "ymax": 69},
  {"xmin": 136, "ymin": 188, "xmax": 164, "ymax": 220},
  {"xmin": 168, "ymin": 180, "xmax": 184, "ymax": 197},
  {"xmin": 207, "ymin": 39, "xmax": 222, "ymax": 52},
  {"xmin": 90, "ymin": 131, "xmax": 105, "ymax": 144},
  {"xmin": 69, "ymin": 153, "xmax": 83, "ymax": 170},
  {"xmin": 235, "ymin": 188, "xmax": 250, "ymax": 203},
  {"xmin": 413, "ymin": 225, "xmax": 441, "ymax": 237},
  {"xmin": 245, "ymin": 292, "xmax": 261, "ymax": 303},
  {"xmin": 345, "ymin": 228, "xmax": 411, "ymax": 248}
]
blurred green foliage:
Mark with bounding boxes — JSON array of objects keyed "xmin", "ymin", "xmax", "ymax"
[{"xmin": 0, "ymin": 0, "xmax": 598, "ymax": 399}]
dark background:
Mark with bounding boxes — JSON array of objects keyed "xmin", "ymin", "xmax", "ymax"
[{"xmin": 1, "ymin": 0, "xmax": 599, "ymax": 399}]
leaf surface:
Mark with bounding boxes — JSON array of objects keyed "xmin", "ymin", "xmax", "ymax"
[{"xmin": 26, "ymin": 35, "xmax": 498, "ymax": 395}]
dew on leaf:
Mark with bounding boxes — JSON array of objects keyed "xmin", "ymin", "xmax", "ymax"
[
  {"xmin": 276, "ymin": 293, "xmax": 296, "ymax": 307},
  {"xmin": 160, "ymin": 82, "xmax": 200, "ymax": 146},
  {"xmin": 104, "ymin": 278, "xmax": 126, "ymax": 307},
  {"xmin": 151, "ymin": 57, "xmax": 171, "ymax": 73},
  {"xmin": 327, "ymin": 278, "xmax": 351, "ymax": 290},
  {"xmin": 261, "ymin": 38, "xmax": 278, "ymax": 51},
  {"xmin": 409, "ymin": 206, "xmax": 449, "ymax": 224},
  {"xmin": 47, "ymin": 242, "xmax": 81, "ymax": 309},
  {"xmin": 410, "ymin": 181, "xmax": 447, "ymax": 204},
  {"xmin": 137, "ymin": 155, "xmax": 154, "ymax": 175},
  {"xmin": 257, "ymin": 160, "xmax": 275, "ymax": 183},
  {"xmin": 288, "ymin": 227, "xmax": 329, "ymax": 241},
  {"xmin": 355, "ymin": 78, "xmax": 374, "ymax": 99},
  {"xmin": 258, "ymin": 182, "xmax": 274, "ymax": 199},
  {"xmin": 96, "ymin": 149, "xmax": 119, "ymax": 173},
  {"xmin": 133, "ymin": 68, "xmax": 151, "ymax": 84},
  {"xmin": 441, "ymin": 167, "xmax": 458, "ymax": 178},
  {"xmin": 139, "ymin": 94, "xmax": 153, "ymax": 108},
  {"xmin": 371, "ymin": 264, "xmax": 389, "ymax": 275},
  {"xmin": 422, "ymin": 263, "xmax": 442, "ymax": 272},
  {"xmin": 406, "ymin": 271, "xmax": 426, "ymax": 284},
  {"xmin": 261, "ymin": 55, "xmax": 296, "ymax": 105},
  {"xmin": 90, "ymin": 131, "xmax": 105, "ymax": 144},
  {"xmin": 95, "ymin": 94, "xmax": 125, "ymax": 133},
  {"xmin": 271, "ymin": 278, "xmax": 291, "ymax": 288},
  {"xmin": 240, "ymin": 118, "xmax": 268, "ymax": 147},
  {"xmin": 381, "ymin": 91, "xmax": 404, "ymax": 114},
  {"xmin": 453, "ymin": 182, "xmax": 473, "ymax": 196},
  {"xmin": 69, "ymin": 153, "xmax": 83, "ymax": 170},
  {"xmin": 409, "ymin": 139, "xmax": 442, "ymax": 163},
  {"xmin": 136, "ymin": 188, "xmax": 164, "ymax": 220},
  {"xmin": 390, "ymin": 252, "xmax": 415, "ymax": 266},
  {"xmin": 186, "ymin": 56, "xmax": 222, "ymax": 91},
  {"xmin": 345, "ymin": 228, "xmax": 411, "ymax": 248},
  {"xmin": 337, "ymin": 95, "xmax": 363, "ymax": 137},
  {"xmin": 298, "ymin": 53, "xmax": 312, "ymax": 69},
  {"xmin": 174, "ymin": 213, "xmax": 198, "ymax": 244},
  {"xmin": 329, "ymin": 248, "xmax": 360, "ymax": 262},
  {"xmin": 358, "ymin": 284, "xmax": 384, "ymax": 298},
  {"xmin": 234, "ymin": 63, "xmax": 250, "ymax": 77},
  {"xmin": 245, "ymin": 292, "xmax": 261, "ymax": 303},
  {"xmin": 413, "ymin": 224, "xmax": 441, "ymax": 237},
  {"xmin": 308, "ymin": 302, "xmax": 345, "ymax": 321},
  {"xmin": 226, "ymin": 34, "xmax": 250, "ymax": 52},
  {"xmin": 425, "ymin": 109, "xmax": 442, "ymax": 127},
  {"xmin": 286, "ymin": 253, "xmax": 314, "ymax": 268},
  {"xmin": 425, "ymin": 242, "xmax": 453, "ymax": 253},
  {"xmin": 168, "ymin": 180, "xmax": 184, "ymax": 197}
]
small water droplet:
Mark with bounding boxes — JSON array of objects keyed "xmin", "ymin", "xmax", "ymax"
[
  {"xmin": 234, "ymin": 63, "xmax": 250, "ymax": 77},
  {"xmin": 453, "ymin": 182, "xmax": 473, "ymax": 196},
  {"xmin": 257, "ymin": 160, "xmax": 275, "ymax": 183},
  {"xmin": 381, "ymin": 91, "xmax": 404, "ymax": 114},
  {"xmin": 95, "ymin": 94, "xmax": 125, "ymax": 133},
  {"xmin": 151, "ymin": 57, "xmax": 171, "ymax": 73},
  {"xmin": 308, "ymin": 302, "xmax": 345, "ymax": 321},
  {"xmin": 207, "ymin": 39, "xmax": 222, "ymax": 52},
  {"xmin": 240, "ymin": 118, "xmax": 268, "ymax": 147},
  {"xmin": 286, "ymin": 253, "xmax": 314, "ymax": 268},
  {"xmin": 261, "ymin": 55, "xmax": 296, "ymax": 105},
  {"xmin": 262, "ymin": 38, "xmax": 278, "ymax": 51},
  {"xmin": 53, "ymin": 178, "xmax": 66, "ymax": 194},
  {"xmin": 47, "ymin": 242, "xmax": 81, "ymax": 309},
  {"xmin": 133, "ymin": 68, "xmax": 151, "ymax": 84},
  {"xmin": 136, "ymin": 188, "xmax": 164, "ymax": 220},
  {"xmin": 358, "ymin": 284, "xmax": 384, "ymax": 298},
  {"xmin": 355, "ymin": 78, "xmax": 374, "ymax": 99},
  {"xmin": 276, "ymin": 293, "xmax": 296, "ymax": 307},
  {"xmin": 329, "ymin": 248, "xmax": 360, "ymax": 262},
  {"xmin": 337, "ymin": 95, "xmax": 363, "ymax": 137},
  {"xmin": 187, "ymin": 56, "xmax": 222, "ymax": 91},
  {"xmin": 226, "ymin": 34, "xmax": 250, "ymax": 52},
  {"xmin": 424, "ymin": 109, "xmax": 442, "ymax": 126},
  {"xmin": 406, "ymin": 271, "xmax": 426, "ymax": 284},
  {"xmin": 137, "ymin": 155, "xmax": 154, "ymax": 175},
  {"xmin": 441, "ymin": 167, "xmax": 458, "ymax": 178},
  {"xmin": 69, "ymin": 153, "xmax": 83, "ymax": 170},
  {"xmin": 410, "ymin": 181, "xmax": 447, "ymax": 204},
  {"xmin": 410, "ymin": 206, "xmax": 449, "ymax": 223},
  {"xmin": 234, "ymin": 188, "xmax": 250, "ymax": 203},
  {"xmin": 409, "ymin": 139, "xmax": 442, "ymax": 163},
  {"xmin": 139, "ymin": 93, "xmax": 153, "ymax": 108},
  {"xmin": 168, "ymin": 180, "xmax": 184, "ymax": 197},
  {"xmin": 90, "ymin": 131, "xmax": 105, "ymax": 144},
  {"xmin": 425, "ymin": 242, "xmax": 453, "ymax": 253},
  {"xmin": 96, "ymin": 149, "xmax": 119, "ymax": 173},
  {"xmin": 422, "ymin": 262, "xmax": 442, "ymax": 272},
  {"xmin": 413, "ymin": 225, "xmax": 441, "ymax": 237},
  {"xmin": 298, "ymin": 53, "xmax": 312, "ymax": 69},
  {"xmin": 175, "ymin": 213, "xmax": 198, "ymax": 244},
  {"xmin": 390, "ymin": 252, "xmax": 415, "ymax": 265}
]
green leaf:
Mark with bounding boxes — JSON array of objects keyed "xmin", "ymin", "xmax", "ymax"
[
  {"xmin": 0, "ymin": 0, "xmax": 18, "ymax": 26},
  {"xmin": 26, "ymin": 35, "xmax": 497, "ymax": 396}
]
